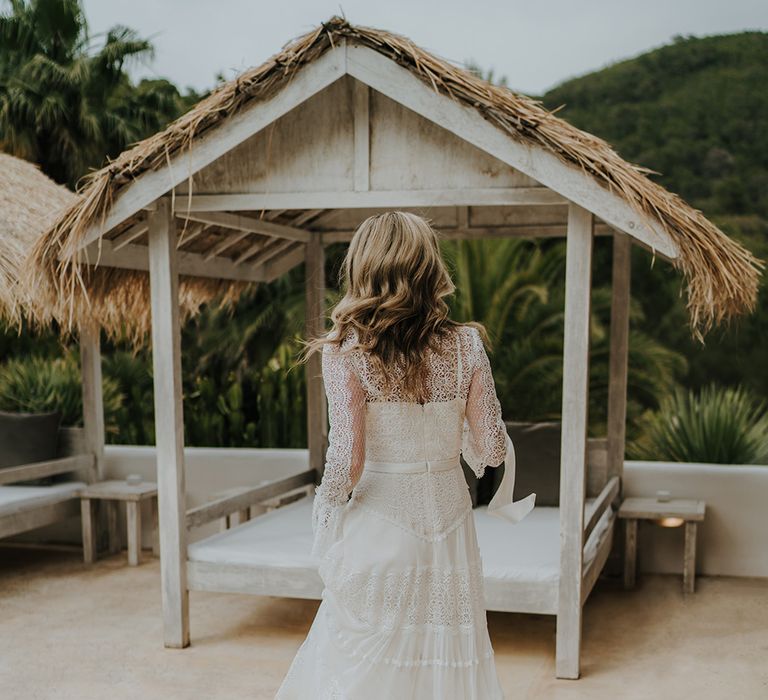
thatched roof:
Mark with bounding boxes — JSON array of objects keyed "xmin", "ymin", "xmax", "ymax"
[
  {"xmin": 0, "ymin": 152, "xmax": 76, "ymax": 323},
  {"xmin": 27, "ymin": 16, "xmax": 763, "ymax": 341}
]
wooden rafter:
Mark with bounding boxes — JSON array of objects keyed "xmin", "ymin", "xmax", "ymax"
[
  {"xmin": 177, "ymin": 210, "xmax": 310, "ymax": 242},
  {"xmin": 237, "ymin": 237, "xmax": 294, "ymax": 266},
  {"xmin": 290, "ymin": 209, "xmax": 325, "ymax": 227},
  {"xmin": 176, "ymin": 221, "xmax": 207, "ymax": 249},
  {"xmin": 111, "ymin": 221, "xmax": 148, "ymax": 251}
]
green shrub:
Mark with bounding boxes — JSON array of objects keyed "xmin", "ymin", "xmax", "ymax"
[
  {"xmin": 0, "ymin": 351, "xmax": 123, "ymax": 431},
  {"xmin": 629, "ymin": 383, "xmax": 768, "ymax": 464}
]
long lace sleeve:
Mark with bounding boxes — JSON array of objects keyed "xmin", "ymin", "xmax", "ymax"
[
  {"xmin": 311, "ymin": 342, "xmax": 366, "ymax": 558},
  {"xmin": 461, "ymin": 327, "xmax": 536, "ymax": 522},
  {"xmin": 461, "ymin": 327, "xmax": 508, "ymax": 478}
]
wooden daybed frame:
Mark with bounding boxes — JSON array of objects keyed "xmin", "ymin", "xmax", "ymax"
[{"xmin": 183, "ymin": 438, "xmax": 620, "ymax": 618}]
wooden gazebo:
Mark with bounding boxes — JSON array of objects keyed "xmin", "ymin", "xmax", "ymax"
[
  {"xmin": 0, "ymin": 153, "xmax": 101, "ymax": 537},
  {"xmin": 26, "ymin": 19, "xmax": 761, "ymax": 679}
]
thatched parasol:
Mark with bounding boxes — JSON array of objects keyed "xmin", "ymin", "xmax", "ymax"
[
  {"xmin": 0, "ymin": 152, "xmax": 77, "ymax": 324},
  {"xmin": 27, "ymin": 16, "xmax": 763, "ymax": 341}
]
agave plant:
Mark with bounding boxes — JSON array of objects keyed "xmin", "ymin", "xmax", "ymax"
[
  {"xmin": 0, "ymin": 349, "xmax": 123, "ymax": 430},
  {"xmin": 629, "ymin": 383, "xmax": 768, "ymax": 464}
]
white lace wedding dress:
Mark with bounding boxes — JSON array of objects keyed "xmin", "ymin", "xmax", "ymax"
[{"xmin": 276, "ymin": 325, "xmax": 535, "ymax": 699}]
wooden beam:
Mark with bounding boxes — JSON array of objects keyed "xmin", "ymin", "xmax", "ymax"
[
  {"xmin": 581, "ymin": 518, "xmax": 614, "ymax": 605},
  {"xmin": 69, "ymin": 46, "xmax": 347, "ymax": 252},
  {"xmin": 291, "ymin": 209, "xmax": 325, "ymax": 227},
  {"xmin": 176, "ymin": 222, "xmax": 207, "ymax": 249},
  {"xmin": 236, "ymin": 237, "xmax": 293, "ymax": 266},
  {"xmin": 556, "ymin": 203, "xmax": 593, "ymax": 680},
  {"xmin": 79, "ymin": 238, "xmax": 267, "ymax": 283},
  {"xmin": 147, "ymin": 199, "xmax": 189, "ymax": 649},
  {"xmin": 321, "ymin": 222, "xmax": 614, "ymax": 244},
  {"xmin": 0, "ymin": 454, "xmax": 95, "ymax": 486},
  {"xmin": 583, "ymin": 475, "xmax": 620, "ymax": 543},
  {"xmin": 111, "ymin": 221, "xmax": 148, "ymax": 251},
  {"xmin": 201, "ymin": 230, "xmax": 251, "ymax": 261},
  {"xmin": 168, "ymin": 187, "xmax": 567, "ymax": 212},
  {"xmin": 264, "ymin": 243, "xmax": 306, "ymax": 282},
  {"xmin": 346, "ymin": 44, "xmax": 678, "ymax": 261},
  {"xmin": 186, "ymin": 469, "xmax": 315, "ymax": 530},
  {"xmin": 305, "ymin": 233, "xmax": 327, "ymax": 483},
  {"xmin": 457, "ymin": 205, "xmax": 469, "ymax": 229},
  {"xmin": 79, "ymin": 324, "xmax": 104, "ymax": 483},
  {"xmin": 353, "ymin": 80, "xmax": 370, "ymax": 191},
  {"xmin": 177, "ymin": 211, "xmax": 311, "ymax": 242},
  {"xmin": 607, "ymin": 233, "xmax": 631, "ymax": 482},
  {"xmin": 0, "ymin": 499, "xmax": 79, "ymax": 540}
]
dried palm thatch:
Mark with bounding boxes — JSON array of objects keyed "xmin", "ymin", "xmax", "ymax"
[
  {"xmin": 1, "ymin": 153, "xmax": 242, "ymax": 341},
  {"xmin": 0, "ymin": 152, "xmax": 76, "ymax": 323},
  {"xmin": 27, "ymin": 16, "xmax": 763, "ymax": 341}
]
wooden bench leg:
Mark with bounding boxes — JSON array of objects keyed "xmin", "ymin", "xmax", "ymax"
[
  {"xmin": 80, "ymin": 498, "xmax": 98, "ymax": 564},
  {"xmin": 683, "ymin": 521, "xmax": 697, "ymax": 594},
  {"xmin": 624, "ymin": 518, "xmax": 637, "ymax": 589},
  {"xmin": 106, "ymin": 501, "xmax": 121, "ymax": 555},
  {"xmin": 126, "ymin": 501, "xmax": 142, "ymax": 566},
  {"xmin": 151, "ymin": 497, "xmax": 160, "ymax": 557}
]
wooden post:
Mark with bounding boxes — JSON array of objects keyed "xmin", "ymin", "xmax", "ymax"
[
  {"xmin": 305, "ymin": 233, "xmax": 327, "ymax": 484},
  {"xmin": 623, "ymin": 518, "xmax": 638, "ymax": 589},
  {"xmin": 80, "ymin": 323, "xmax": 104, "ymax": 483},
  {"xmin": 80, "ymin": 498, "xmax": 97, "ymax": 564},
  {"xmin": 556, "ymin": 203, "xmax": 593, "ymax": 680},
  {"xmin": 126, "ymin": 501, "xmax": 142, "ymax": 566},
  {"xmin": 607, "ymin": 233, "xmax": 631, "ymax": 482},
  {"xmin": 148, "ymin": 199, "xmax": 190, "ymax": 648},
  {"xmin": 683, "ymin": 522, "xmax": 697, "ymax": 594},
  {"xmin": 353, "ymin": 80, "xmax": 370, "ymax": 192}
]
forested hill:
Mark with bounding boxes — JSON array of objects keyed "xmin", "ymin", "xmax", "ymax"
[
  {"xmin": 540, "ymin": 31, "xmax": 768, "ymax": 402},
  {"xmin": 541, "ymin": 32, "xmax": 768, "ymax": 224}
]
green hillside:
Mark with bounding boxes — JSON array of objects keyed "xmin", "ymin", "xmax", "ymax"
[
  {"xmin": 542, "ymin": 32, "xmax": 768, "ymax": 218},
  {"xmin": 541, "ymin": 32, "xmax": 768, "ymax": 402}
]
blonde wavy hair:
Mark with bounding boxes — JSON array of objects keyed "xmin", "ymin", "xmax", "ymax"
[{"xmin": 303, "ymin": 211, "xmax": 476, "ymax": 402}]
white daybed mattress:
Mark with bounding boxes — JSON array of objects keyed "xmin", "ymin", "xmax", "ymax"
[
  {"xmin": 188, "ymin": 495, "xmax": 615, "ymax": 614},
  {"xmin": 0, "ymin": 481, "xmax": 86, "ymax": 517}
]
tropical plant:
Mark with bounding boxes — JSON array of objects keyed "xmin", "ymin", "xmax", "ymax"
[
  {"xmin": 629, "ymin": 383, "xmax": 768, "ymax": 464},
  {"xmin": 443, "ymin": 237, "xmax": 687, "ymax": 432},
  {"xmin": 0, "ymin": 349, "xmax": 122, "ymax": 429},
  {"xmin": 102, "ymin": 349, "xmax": 154, "ymax": 444},
  {"xmin": 0, "ymin": 0, "xmax": 192, "ymax": 186}
]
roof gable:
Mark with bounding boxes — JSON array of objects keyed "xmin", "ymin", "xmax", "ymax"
[{"xmin": 30, "ymin": 17, "xmax": 762, "ymax": 339}]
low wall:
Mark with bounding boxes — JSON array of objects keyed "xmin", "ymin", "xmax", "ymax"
[
  {"xmin": 623, "ymin": 460, "xmax": 768, "ymax": 579},
  {"xmin": 12, "ymin": 448, "xmax": 768, "ymax": 579}
]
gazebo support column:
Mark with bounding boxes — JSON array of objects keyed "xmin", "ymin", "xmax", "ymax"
[
  {"xmin": 148, "ymin": 199, "xmax": 190, "ymax": 648},
  {"xmin": 79, "ymin": 323, "xmax": 104, "ymax": 483},
  {"xmin": 556, "ymin": 203, "xmax": 594, "ymax": 679},
  {"xmin": 305, "ymin": 233, "xmax": 327, "ymax": 483},
  {"xmin": 607, "ymin": 233, "xmax": 631, "ymax": 484}
]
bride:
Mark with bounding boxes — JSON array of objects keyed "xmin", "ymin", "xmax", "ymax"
[{"xmin": 276, "ymin": 211, "xmax": 534, "ymax": 699}]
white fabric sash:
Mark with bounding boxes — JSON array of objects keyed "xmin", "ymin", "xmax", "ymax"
[{"xmin": 487, "ymin": 433, "xmax": 536, "ymax": 523}]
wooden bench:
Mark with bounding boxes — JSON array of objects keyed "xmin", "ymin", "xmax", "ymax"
[{"xmin": 0, "ymin": 428, "xmax": 95, "ymax": 541}]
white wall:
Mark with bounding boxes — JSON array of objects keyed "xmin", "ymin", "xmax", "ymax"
[
  {"xmin": 105, "ymin": 445, "xmax": 309, "ymax": 543},
  {"xmin": 13, "ymin": 448, "xmax": 768, "ymax": 579},
  {"xmin": 623, "ymin": 460, "xmax": 768, "ymax": 578}
]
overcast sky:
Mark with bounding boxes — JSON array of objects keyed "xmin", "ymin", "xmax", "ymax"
[{"xmin": 80, "ymin": 0, "xmax": 767, "ymax": 96}]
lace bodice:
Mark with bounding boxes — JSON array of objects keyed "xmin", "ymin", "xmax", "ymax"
[{"xmin": 312, "ymin": 325, "xmax": 509, "ymax": 557}]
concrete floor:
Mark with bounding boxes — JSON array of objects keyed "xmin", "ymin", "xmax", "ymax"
[{"xmin": 1, "ymin": 545, "xmax": 766, "ymax": 700}]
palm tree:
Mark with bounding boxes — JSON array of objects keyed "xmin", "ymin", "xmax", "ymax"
[
  {"xmin": 0, "ymin": 0, "xmax": 189, "ymax": 186},
  {"xmin": 443, "ymin": 237, "xmax": 687, "ymax": 432}
]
